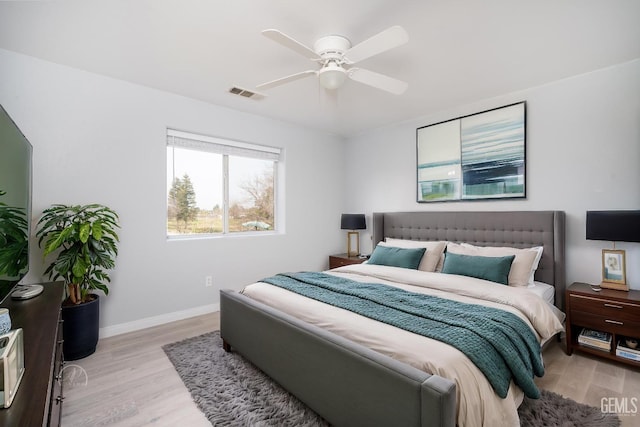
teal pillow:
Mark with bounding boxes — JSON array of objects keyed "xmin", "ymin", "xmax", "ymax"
[
  {"xmin": 368, "ymin": 246, "xmax": 426, "ymax": 270},
  {"xmin": 441, "ymin": 252, "xmax": 515, "ymax": 285}
]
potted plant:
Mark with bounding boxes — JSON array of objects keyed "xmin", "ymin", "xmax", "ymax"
[
  {"xmin": 36, "ymin": 204, "xmax": 120, "ymax": 360},
  {"xmin": 0, "ymin": 190, "xmax": 29, "ymax": 278}
]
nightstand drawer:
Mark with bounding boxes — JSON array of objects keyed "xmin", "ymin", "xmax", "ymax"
[
  {"xmin": 571, "ymin": 310, "xmax": 640, "ymax": 337},
  {"xmin": 332, "ymin": 259, "xmax": 354, "ymax": 268},
  {"xmin": 566, "ymin": 282, "xmax": 640, "ymax": 366},
  {"xmin": 570, "ymin": 294, "xmax": 640, "ymax": 322},
  {"xmin": 329, "ymin": 254, "xmax": 366, "ymax": 269}
]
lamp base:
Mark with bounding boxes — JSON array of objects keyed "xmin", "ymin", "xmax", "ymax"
[
  {"xmin": 599, "ymin": 281, "xmax": 630, "ymax": 292},
  {"xmin": 347, "ymin": 231, "xmax": 360, "ymax": 257}
]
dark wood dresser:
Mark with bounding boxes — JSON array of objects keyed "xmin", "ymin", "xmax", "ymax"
[
  {"xmin": 566, "ymin": 282, "xmax": 640, "ymax": 367},
  {"xmin": 0, "ymin": 282, "xmax": 64, "ymax": 426}
]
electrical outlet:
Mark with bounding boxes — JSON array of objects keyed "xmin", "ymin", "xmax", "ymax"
[{"xmin": 205, "ymin": 276, "xmax": 213, "ymax": 287}]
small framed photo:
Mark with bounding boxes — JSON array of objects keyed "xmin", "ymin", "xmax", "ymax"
[{"xmin": 601, "ymin": 249, "xmax": 627, "ymax": 290}]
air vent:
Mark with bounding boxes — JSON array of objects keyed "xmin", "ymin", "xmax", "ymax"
[{"xmin": 228, "ymin": 86, "xmax": 265, "ymax": 100}]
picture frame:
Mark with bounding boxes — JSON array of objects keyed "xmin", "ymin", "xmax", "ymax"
[
  {"xmin": 416, "ymin": 102, "xmax": 526, "ymax": 202},
  {"xmin": 601, "ymin": 249, "xmax": 628, "ymax": 291}
]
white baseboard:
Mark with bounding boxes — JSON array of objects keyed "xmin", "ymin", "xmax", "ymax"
[{"xmin": 99, "ymin": 303, "xmax": 220, "ymax": 339}]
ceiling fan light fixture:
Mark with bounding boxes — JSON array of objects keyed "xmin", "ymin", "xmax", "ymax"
[
  {"xmin": 318, "ymin": 63, "xmax": 347, "ymax": 90},
  {"xmin": 258, "ymin": 26, "xmax": 408, "ymax": 94}
]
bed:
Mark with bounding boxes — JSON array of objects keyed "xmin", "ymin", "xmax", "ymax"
[{"xmin": 220, "ymin": 210, "xmax": 566, "ymax": 427}]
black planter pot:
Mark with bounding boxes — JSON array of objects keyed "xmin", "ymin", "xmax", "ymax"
[{"xmin": 62, "ymin": 294, "xmax": 100, "ymax": 360}]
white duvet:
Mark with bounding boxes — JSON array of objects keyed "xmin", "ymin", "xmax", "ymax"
[{"xmin": 241, "ymin": 264, "xmax": 565, "ymax": 427}]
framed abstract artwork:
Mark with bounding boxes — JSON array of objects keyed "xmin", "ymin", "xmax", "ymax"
[{"xmin": 416, "ymin": 102, "xmax": 526, "ymax": 202}]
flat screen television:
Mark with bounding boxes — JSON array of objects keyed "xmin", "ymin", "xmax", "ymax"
[{"xmin": 0, "ymin": 104, "xmax": 32, "ymax": 303}]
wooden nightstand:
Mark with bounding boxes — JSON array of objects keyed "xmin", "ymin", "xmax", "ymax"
[
  {"xmin": 565, "ymin": 282, "xmax": 640, "ymax": 367},
  {"xmin": 329, "ymin": 253, "xmax": 367, "ymax": 269}
]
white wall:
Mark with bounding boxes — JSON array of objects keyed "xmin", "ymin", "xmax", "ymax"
[
  {"xmin": 0, "ymin": 48, "xmax": 346, "ymax": 333},
  {"xmin": 345, "ymin": 59, "xmax": 640, "ymax": 290},
  {"xmin": 1, "ymin": 46, "xmax": 638, "ymax": 338}
]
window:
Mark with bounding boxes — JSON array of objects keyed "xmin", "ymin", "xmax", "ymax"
[{"xmin": 166, "ymin": 129, "xmax": 281, "ymax": 237}]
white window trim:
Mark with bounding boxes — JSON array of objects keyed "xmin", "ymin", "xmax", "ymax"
[{"xmin": 166, "ymin": 128, "xmax": 283, "ymax": 239}]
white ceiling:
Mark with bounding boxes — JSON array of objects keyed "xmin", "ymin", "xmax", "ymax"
[{"xmin": 1, "ymin": 1, "xmax": 639, "ymax": 137}]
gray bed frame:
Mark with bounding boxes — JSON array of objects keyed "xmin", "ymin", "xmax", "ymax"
[{"xmin": 220, "ymin": 210, "xmax": 565, "ymax": 427}]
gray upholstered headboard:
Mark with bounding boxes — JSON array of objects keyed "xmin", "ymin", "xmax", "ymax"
[{"xmin": 372, "ymin": 211, "xmax": 566, "ymax": 309}]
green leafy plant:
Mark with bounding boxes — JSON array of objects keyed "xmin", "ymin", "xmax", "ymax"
[
  {"xmin": 0, "ymin": 190, "xmax": 29, "ymax": 278},
  {"xmin": 36, "ymin": 204, "xmax": 120, "ymax": 304}
]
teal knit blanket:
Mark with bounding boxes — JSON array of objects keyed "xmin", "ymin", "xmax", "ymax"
[{"xmin": 262, "ymin": 272, "xmax": 543, "ymax": 399}]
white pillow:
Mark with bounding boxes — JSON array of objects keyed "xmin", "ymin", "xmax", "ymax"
[
  {"xmin": 382, "ymin": 238, "xmax": 447, "ymax": 273},
  {"xmin": 461, "ymin": 243, "xmax": 543, "ymax": 286},
  {"xmin": 528, "ymin": 246, "xmax": 544, "ymax": 286},
  {"xmin": 447, "ymin": 242, "xmax": 540, "ymax": 288}
]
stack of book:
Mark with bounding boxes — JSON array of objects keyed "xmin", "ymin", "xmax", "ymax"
[
  {"xmin": 616, "ymin": 339, "xmax": 640, "ymax": 361},
  {"xmin": 578, "ymin": 328, "xmax": 612, "ymax": 351}
]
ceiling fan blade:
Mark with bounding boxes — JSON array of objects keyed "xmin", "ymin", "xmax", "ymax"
[
  {"xmin": 256, "ymin": 70, "xmax": 317, "ymax": 90},
  {"xmin": 348, "ymin": 68, "xmax": 408, "ymax": 95},
  {"xmin": 344, "ymin": 25, "xmax": 409, "ymax": 64},
  {"xmin": 262, "ymin": 29, "xmax": 321, "ymax": 60}
]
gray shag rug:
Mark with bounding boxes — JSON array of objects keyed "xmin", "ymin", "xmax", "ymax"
[{"xmin": 163, "ymin": 331, "xmax": 620, "ymax": 427}]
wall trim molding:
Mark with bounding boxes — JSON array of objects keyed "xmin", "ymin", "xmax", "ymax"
[{"xmin": 99, "ymin": 303, "xmax": 220, "ymax": 338}]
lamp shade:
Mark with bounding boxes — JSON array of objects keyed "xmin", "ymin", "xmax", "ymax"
[
  {"xmin": 341, "ymin": 214, "xmax": 366, "ymax": 230},
  {"xmin": 586, "ymin": 210, "xmax": 640, "ymax": 242}
]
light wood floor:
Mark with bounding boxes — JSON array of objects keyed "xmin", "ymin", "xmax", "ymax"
[
  {"xmin": 61, "ymin": 313, "xmax": 640, "ymax": 427},
  {"xmin": 61, "ymin": 313, "xmax": 218, "ymax": 427}
]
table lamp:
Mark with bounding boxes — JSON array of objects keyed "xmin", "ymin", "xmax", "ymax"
[
  {"xmin": 586, "ymin": 210, "xmax": 640, "ymax": 291},
  {"xmin": 341, "ymin": 214, "xmax": 366, "ymax": 257}
]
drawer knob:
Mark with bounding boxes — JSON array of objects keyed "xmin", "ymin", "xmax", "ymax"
[
  {"xmin": 605, "ymin": 319, "xmax": 623, "ymax": 325},
  {"xmin": 56, "ymin": 395, "xmax": 65, "ymax": 403},
  {"xmin": 604, "ymin": 303, "xmax": 623, "ymax": 309}
]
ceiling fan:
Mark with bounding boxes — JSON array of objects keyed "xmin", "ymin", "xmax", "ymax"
[{"xmin": 256, "ymin": 25, "xmax": 409, "ymax": 95}]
